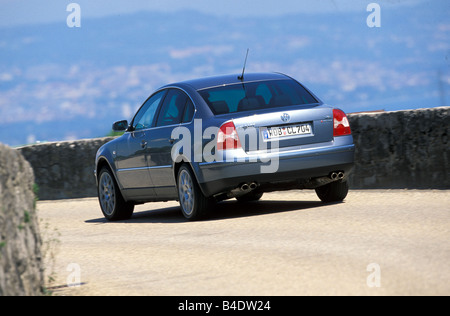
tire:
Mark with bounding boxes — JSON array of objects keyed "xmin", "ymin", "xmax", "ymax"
[
  {"xmin": 98, "ymin": 167, "xmax": 134, "ymax": 221},
  {"xmin": 177, "ymin": 165, "xmax": 211, "ymax": 220},
  {"xmin": 236, "ymin": 191, "xmax": 264, "ymax": 202},
  {"xmin": 315, "ymin": 180, "xmax": 349, "ymax": 203}
]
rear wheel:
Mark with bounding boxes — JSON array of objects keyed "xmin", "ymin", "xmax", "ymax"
[
  {"xmin": 177, "ymin": 165, "xmax": 211, "ymax": 220},
  {"xmin": 315, "ymin": 180, "xmax": 349, "ymax": 203},
  {"xmin": 98, "ymin": 168, "xmax": 134, "ymax": 221}
]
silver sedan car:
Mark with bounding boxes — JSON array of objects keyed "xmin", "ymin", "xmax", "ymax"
[{"xmin": 95, "ymin": 73, "xmax": 355, "ymax": 220}]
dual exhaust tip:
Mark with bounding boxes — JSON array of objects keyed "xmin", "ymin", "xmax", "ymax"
[
  {"xmin": 240, "ymin": 182, "xmax": 258, "ymax": 192},
  {"xmin": 227, "ymin": 182, "xmax": 259, "ymax": 199},
  {"xmin": 330, "ymin": 171, "xmax": 345, "ymax": 181}
]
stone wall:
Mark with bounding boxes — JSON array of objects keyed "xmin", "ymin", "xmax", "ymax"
[
  {"xmin": 348, "ymin": 107, "xmax": 449, "ymax": 189},
  {"xmin": 0, "ymin": 143, "xmax": 43, "ymax": 296},
  {"xmin": 18, "ymin": 137, "xmax": 115, "ymax": 200},
  {"xmin": 16, "ymin": 107, "xmax": 450, "ymax": 201}
]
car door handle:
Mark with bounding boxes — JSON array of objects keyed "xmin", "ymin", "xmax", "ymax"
[
  {"xmin": 141, "ymin": 140, "xmax": 148, "ymax": 148},
  {"xmin": 169, "ymin": 138, "xmax": 175, "ymax": 144}
]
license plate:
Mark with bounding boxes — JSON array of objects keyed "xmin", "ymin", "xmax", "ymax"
[{"xmin": 262, "ymin": 123, "xmax": 312, "ymax": 140}]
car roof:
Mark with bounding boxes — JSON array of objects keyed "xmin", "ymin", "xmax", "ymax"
[{"xmin": 167, "ymin": 72, "xmax": 293, "ymax": 91}]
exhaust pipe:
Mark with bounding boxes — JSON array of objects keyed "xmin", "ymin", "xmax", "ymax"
[
  {"xmin": 240, "ymin": 182, "xmax": 258, "ymax": 191},
  {"xmin": 329, "ymin": 171, "xmax": 345, "ymax": 181},
  {"xmin": 330, "ymin": 172, "xmax": 338, "ymax": 180},
  {"xmin": 227, "ymin": 182, "xmax": 259, "ymax": 199},
  {"xmin": 240, "ymin": 183, "xmax": 250, "ymax": 191}
]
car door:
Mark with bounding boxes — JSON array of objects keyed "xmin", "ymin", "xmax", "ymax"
[
  {"xmin": 147, "ymin": 88, "xmax": 194, "ymax": 199},
  {"xmin": 115, "ymin": 89, "xmax": 167, "ymax": 199}
]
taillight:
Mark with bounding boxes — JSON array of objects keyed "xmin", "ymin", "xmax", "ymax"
[
  {"xmin": 333, "ymin": 109, "xmax": 351, "ymax": 137},
  {"xmin": 217, "ymin": 121, "xmax": 242, "ymax": 150}
]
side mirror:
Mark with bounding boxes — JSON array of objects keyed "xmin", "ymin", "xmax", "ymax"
[{"xmin": 112, "ymin": 120, "xmax": 128, "ymax": 132}]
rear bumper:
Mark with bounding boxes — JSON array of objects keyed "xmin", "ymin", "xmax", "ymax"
[{"xmin": 196, "ymin": 138, "xmax": 355, "ymax": 197}]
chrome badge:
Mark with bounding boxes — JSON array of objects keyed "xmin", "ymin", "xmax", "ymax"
[{"xmin": 281, "ymin": 113, "xmax": 291, "ymax": 123}]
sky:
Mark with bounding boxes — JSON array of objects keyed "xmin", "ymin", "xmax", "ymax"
[
  {"xmin": 0, "ymin": 0, "xmax": 448, "ymax": 146},
  {"xmin": 0, "ymin": 0, "xmax": 430, "ymax": 27}
]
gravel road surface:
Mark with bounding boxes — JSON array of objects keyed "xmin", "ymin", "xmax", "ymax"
[{"xmin": 37, "ymin": 190, "xmax": 450, "ymax": 296}]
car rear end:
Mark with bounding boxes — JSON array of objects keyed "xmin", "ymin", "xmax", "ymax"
[{"xmin": 191, "ymin": 74, "xmax": 355, "ymax": 199}]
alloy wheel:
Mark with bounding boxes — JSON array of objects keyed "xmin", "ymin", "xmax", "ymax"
[
  {"xmin": 99, "ymin": 171, "xmax": 116, "ymax": 216},
  {"xmin": 178, "ymin": 169, "xmax": 195, "ymax": 216}
]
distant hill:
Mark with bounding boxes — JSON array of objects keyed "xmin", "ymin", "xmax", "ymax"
[{"xmin": 0, "ymin": 3, "xmax": 448, "ymax": 146}]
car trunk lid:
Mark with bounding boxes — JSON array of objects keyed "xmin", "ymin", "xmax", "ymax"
[{"xmin": 232, "ymin": 105, "xmax": 334, "ymax": 153}]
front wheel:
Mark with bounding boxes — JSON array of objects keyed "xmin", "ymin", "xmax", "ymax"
[
  {"xmin": 177, "ymin": 165, "xmax": 211, "ymax": 220},
  {"xmin": 315, "ymin": 180, "xmax": 349, "ymax": 203},
  {"xmin": 98, "ymin": 168, "xmax": 134, "ymax": 221}
]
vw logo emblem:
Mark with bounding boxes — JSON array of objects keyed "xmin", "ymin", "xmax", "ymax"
[{"xmin": 281, "ymin": 113, "xmax": 291, "ymax": 123}]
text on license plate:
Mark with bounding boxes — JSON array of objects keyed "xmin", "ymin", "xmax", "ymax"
[{"xmin": 262, "ymin": 123, "xmax": 312, "ymax": 140}]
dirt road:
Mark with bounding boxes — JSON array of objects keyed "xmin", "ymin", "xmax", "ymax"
[{"xmin": 37, "ymin": 190, "xmax": 450, "ymax": 296}]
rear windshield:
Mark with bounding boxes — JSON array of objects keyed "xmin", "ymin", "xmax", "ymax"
[{"xmin": 198, "ymin": 79, "xmax": 318, "ymax": 115}]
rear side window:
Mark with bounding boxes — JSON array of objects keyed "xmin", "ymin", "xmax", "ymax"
[
  {"xmin": 198, "ymin": 79, "xmax": 318, "ymax": 115},
  {"xmin": 156, "ymin": 89, "xmax": 188, "ymax": 127},
  {"xmin": 182, "ymin": 99, "xmax": 195, "ymax": 123}
]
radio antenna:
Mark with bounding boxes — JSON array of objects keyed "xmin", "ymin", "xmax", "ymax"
[{"xmin": 238, "ymin": 48, "xmax": 249, "ymax": 81}]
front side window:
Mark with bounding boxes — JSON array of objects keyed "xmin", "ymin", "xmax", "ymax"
[
  {"xmin": 132, "ymin": 90, "xmax": 167, "ymax": 131},
  {"xmin": 198, "ymin": 79, "xmax": 318, "ymax": 115}
]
